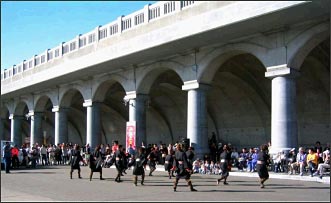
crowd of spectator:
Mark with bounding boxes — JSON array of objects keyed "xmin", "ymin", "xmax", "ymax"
[{"xmin": 2, "ymin": 138, "xmax": 330, "ymax": 180}]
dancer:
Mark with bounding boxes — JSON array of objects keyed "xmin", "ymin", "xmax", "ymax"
[
  {"xmin": 128, "ymin": 147, "xmax": 147, "ymax": 186},
  {"xmin": 172, "ymin": 143, "xmax": 197, "ymax": 192},
  {"xmin": 89, "ymin": 144, "xmax": 105, "ymax": 181},
  {"xmin": 114, "ymin": 145, "xmax": 125, "ymax": 182},
  {"xmin": 256, "ymin": 144, "xmax": 270, "ymax": 188},
  {"xmin": 216, "ymin": 144, "xmax": 231, "ymax": 185},
  {"xmin": 70, "ymin": 144, "xmax": 83, "ymax": 179},
  {"xmin": 164, "ymin": 148, "xmax": 175, "ymax": 179}
]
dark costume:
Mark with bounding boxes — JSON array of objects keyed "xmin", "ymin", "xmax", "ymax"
[
  {"xmin": 217, "ymin": 146, "xmax": 231, "ymax": 185},
  {"xmin": 147, "ymin": 149, "xmax": 157, "ymax": 176},
  {"xmin": 256, "ymin": 145, "xmax": 270, "ymax": 188},
  {"xmin": 89, "ymin": 149, "xmax": 104, "ymax": 181},
  {"xmin": 114, "ymin": 146, "xmax": 125, "ymax": 182},
  {"xmin": 128, "ymin": 148, "xmax": 147, "ymax": 186},
  {"xmin": 164, "ymin": 153, "xmax": 175, "ymax": 179},
  {"xmin": 185, "ymin": 148, "xmax": 195, "ymax": 171},
  {"xmin": 172, "ymin": 145, "xmax": 197, "ymax": 192},
  {"xmin": 70, "ymin": 148, "xmax": 83, "ymax": 179}
]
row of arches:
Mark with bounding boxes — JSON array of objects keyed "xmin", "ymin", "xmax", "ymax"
[{"xmin": 0, "ymin": 22, "xmax": 329, "ymax": 155}]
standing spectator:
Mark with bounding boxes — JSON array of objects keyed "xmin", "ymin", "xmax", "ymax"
[
  {"xmin": 314, "ymin": 141, "xmax": 323, "ymax": 153},
  {"xmin": 48, "ymin": 145, "xmax": 56, "ymax": 166},
  {"xmin": 11, "ymin": 145, "xmax": 20, "ymax": 169},
  {"xmin": 112, "ymin": 140, "xmax": 119, "ymax": 153},
  {"xmin": 256, "ymin": 144, "xmax": 270, "ymax": 188},
  {"xmin": 251, "ymin": 148, "xmax": 259, "ymax": 172},
  {"xmin": 3, "ymin": 142, "xmax": 12, "ymax": 173},
  {"xmin": 54, "ymin": 144, "xmax": 62, "ymax": 165},
  {"xmin": 247, "ymin": 148, "xmax": 254, "ymax": 172},
  {"xmin": 62, "ymin": 144, "xmax": 69, "ymax": 165},
  {"xmin": 40, "ymin": 144, "xmax": 48, "ymax": 166},
  {"xmin": 21, "ymin": 144, "xmax": 29, "ymax": 168}
]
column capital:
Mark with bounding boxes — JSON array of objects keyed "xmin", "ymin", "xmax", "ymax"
[
  {"xmin": 83, "ymin": 100, "xmax": 93, "ymax": 107},
  {"xmin": 52, "ymin": 106, "xmax": 60, "ymax": 112},
  {"xmin": 52, "ymin": 106, "xmax": 69, "ymax": 112},
  {"xmin": 27, "ymin": 111, "xmax": 43, "ymax": 117},
  {"xmin": 265, "ymin": 64, "xmax": 300, "ymax": 78},
  {"xmin": 182, "ymin": 80, "xmax": 211, "ymax": 91},
  {"xmin": 9, "ymin": 114, "xmax": 24, "ymax": 120},
  {"xmin": 124, "ymin": 91, "xmax": 137, "ymax": 101}
]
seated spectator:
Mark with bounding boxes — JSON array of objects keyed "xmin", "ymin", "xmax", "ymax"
[
  {"xmin": 213, "ymin": 161, "xmax": 221, "ymax": 175},
  {"xmin": 231, "ymin": 147, "xmax": 239, "ymax": 168},
  {"xmin": 316, "ymin": 148, "xmax": 323, "ymax": 165},
  {"xmin": 289, "ymin": 147, "xmax": 306, "ymax": 176},
  {"xmin": 306, "ymin": 148, "xmax": 318, "ymax": 177},
  {"xmin": 287, "ymin": 148, "xmax": 297, "ymax": 173},
  {"xmin": 237, "ymin": 148, "xmax": 248, "ymax": 171},
  {"xmin": 192, "ymin": 158, "xmax": 201, "ymax": 174},
  {"xmin": 313, "ymin": 149, "xmax": 330, "ymax": 179},
  {"xmin": 280, "ymin": 150, "xmax": 288, "ymax": 173},
  {"xmin": 204, "ymin": 160, "xmax": 211, "ymax": 174}
]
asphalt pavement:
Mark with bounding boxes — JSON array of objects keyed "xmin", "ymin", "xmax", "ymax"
[{"xmin": 1, "ymin": 164, "xmax": 330, "ymax": 202}]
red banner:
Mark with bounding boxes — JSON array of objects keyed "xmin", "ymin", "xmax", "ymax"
[{"xmin": 126, "ymin": 121, "xmax": 136, "ymax": 150}]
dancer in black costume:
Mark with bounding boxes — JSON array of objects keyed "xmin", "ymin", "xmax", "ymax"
[
  {"xmin": 70, "ymin": 144, "xmax": 83, "ymax": 179},
  {"xmin": 216, "ymin": 145, "xmax": 231, "ymax": 185},
  {"xmin": 89, "ymin": 145, "xmax": 105, "ymax": 181},
  {"xmin": 128, "ymin": 147, "xmax": 147, "ymax": 186},
  {"xmin": 256, "ymin": 144, "xmax": 270, "ymax": 188},
  {"xmin": 172, "ymin": 144, "xmax": 197, "ymax": 192}
]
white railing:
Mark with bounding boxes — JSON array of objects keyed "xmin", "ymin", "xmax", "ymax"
[{"xmin": 1, "ymin": 1, "xmax": 197, "ymax": 81}]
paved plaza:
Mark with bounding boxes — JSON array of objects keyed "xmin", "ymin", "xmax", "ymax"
[{"xmin": 1, "ymin": 165, "xmax": 330, "ymax": 202}]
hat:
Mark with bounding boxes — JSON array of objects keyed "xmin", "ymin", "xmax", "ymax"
[{"xmin": 290, "ymin": 148, "xmax": 295, "ymax": 152}]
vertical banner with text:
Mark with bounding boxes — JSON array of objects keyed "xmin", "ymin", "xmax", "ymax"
[{"xmin": 126, "ymin": 121, "xmax": 136, "ymax": 150}]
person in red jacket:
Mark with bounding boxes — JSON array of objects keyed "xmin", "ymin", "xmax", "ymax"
[{"xmin": 11, "ymin": 145, "xmax": 20, "ymax": 169}]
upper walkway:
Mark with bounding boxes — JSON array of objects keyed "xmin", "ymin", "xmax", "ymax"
[{"xmin": 2, "ymin": 0, "xmax": 326, "ymax": 98}]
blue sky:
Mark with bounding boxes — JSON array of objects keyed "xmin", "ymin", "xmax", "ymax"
[{"xmin": 1, "ymin": 1, "xmax": 156, "ymax": 71}]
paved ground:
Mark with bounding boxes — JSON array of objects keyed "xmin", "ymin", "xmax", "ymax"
[{"xmin": 1, "ymin": 165, "xmax": 330, "ymax": 202}]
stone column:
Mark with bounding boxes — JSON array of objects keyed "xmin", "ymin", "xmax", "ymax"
[
  {"xmin": 83, "ymin": 100, "xmax": 101, "ymax": 150},
  {"xmin": 265, "ymin": 66, "xmax": 299, "ymax": 153},
  {"xmin": 29, "ymin": 111, "xmax": 43, "ymax": 147},
  {"xmin": 135, "ymin": 94, "xmax": 149, "ymax": 148},
  {"xmin": 9, "ymin": 114, "xmax": 23, "ymax": 147},
  {"xmin": 52, "ymin": 106, "xmax": 69, "ymax": 145},
  {"xmin": 182, "ymin": 80, "xmax": 210, "ymax": 159},
  {"xmin": 129, "ymin": 99, "xmax": 137, "ymax": 122},
  {"xmin": 124, "ymin": 92, "xmax": 148, "ymax": 148}
]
